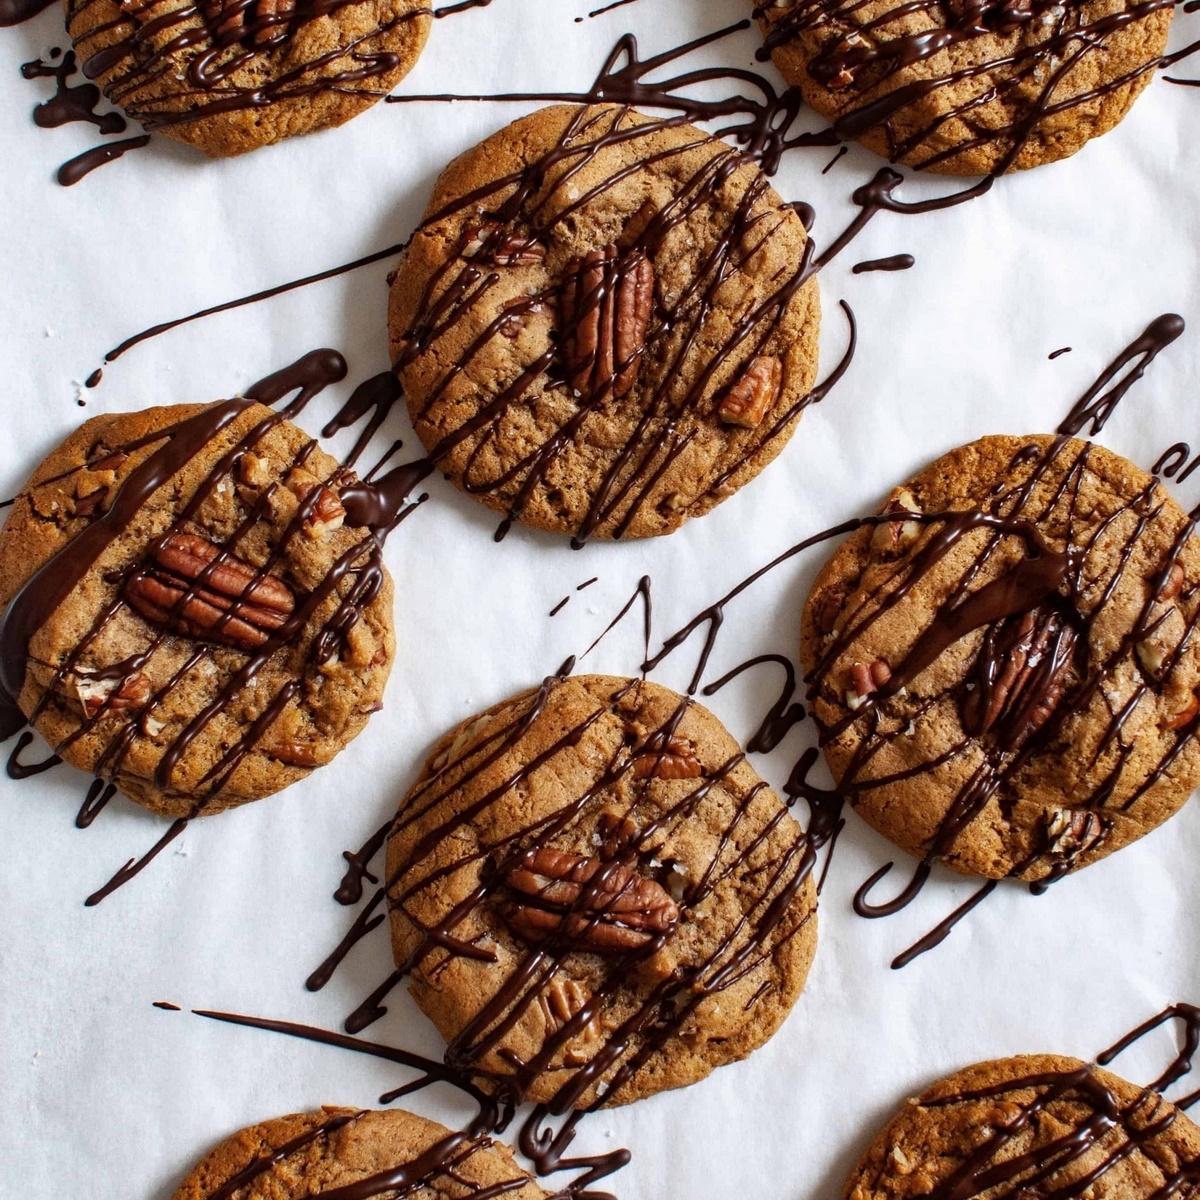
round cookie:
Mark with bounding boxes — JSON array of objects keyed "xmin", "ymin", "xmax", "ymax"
[
  {"xmin": 754, "ymin": 0, "xmax": 1174, "ymax": 175},
  {"xmin": 385, "ymin": 673, "xmax": 818, "ymax": 1108},
  {"xmin": 801, "ymin": 434, "xmax": 1200, "ymax": 884},
  {"xmin": 172, "ymin": 1107, "xmax": 550, "ymax": 1199},
  {"xmin": 387, "ymin": 103, "xmax": 821, "ymax": 542},
  {"xmin": 66, "ymin": 0, "xmax": 432, "ymax": 156},
  {"xmin": 844, "ymin": 1054, "xmax": 1200, "ymax": 1200},
  {"xmin": 0, "ymin": 399, "xmax": 395, "ymax": 818}
]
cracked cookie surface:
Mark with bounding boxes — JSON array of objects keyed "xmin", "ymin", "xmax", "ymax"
[
  {"xmin": 387, "ymin": 103, "xmax": 821, "ymax": 542},
  {"xmin": 844, "ymin": 1054, "xmax": 1200, "ymax": 1200},
  {"xmin": 66, "ymin": 0, "xmax": 432, "ymax": 156},
  {"xmin": 172, "ymin": 1107, "xmax": 549, "ymax": 1199},
  {"xmin": 755, "ymin": 0, "xmax": 1174, "ymax": 175},
  {"xmin": 0, "ymin": 400, "xmax": 395, "ymax": 818},
  {"xmin": 801, "ymin": 434, "xmax": 1200, "ymax": 882},
  {"xmin": 385, "ymin": 673, "xmax": 818, "ymax": 1108}
]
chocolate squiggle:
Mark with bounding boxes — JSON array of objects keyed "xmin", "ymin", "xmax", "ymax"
[
  {"xmin": 754, "ymin": 0, "xmax": 1200, "ymax": 175},
  {"xmin": 637, "ymin": 314, "xmax": 1190, "ymax": 966},
  {"xmin": 0, "ymin": 348, "xmax": 426, "ymax": 902}
]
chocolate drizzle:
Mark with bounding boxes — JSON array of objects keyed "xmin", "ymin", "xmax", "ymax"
[
  {"xmin": 878, "ymin": 1004, "xmax": 1200, "ymax": 1199},
  {"xmin": 190, "ymin": 1007, "xmax": 626, "ymax": 1199},
  {"xmin": 754, "ymin": 0, "xmax": 1199, "ymax": 176},
  {"xmin": 639, "ymin": 314, "xmax": 1191, "ymax": 967},
  {"xmin": 0, "ymin": 348, "xmax": 432, "ymax": 904}
]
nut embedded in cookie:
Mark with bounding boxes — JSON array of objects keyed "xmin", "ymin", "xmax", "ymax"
[
  {"xmin": 384, "ymin": 673, "xmax": 818, "ymax": 1108},
  {"xmin": 801, "ymin": 433, "xmax": 1200, "ymax": 886}
]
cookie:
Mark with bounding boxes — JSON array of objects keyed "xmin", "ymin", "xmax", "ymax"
[
  {"xmin": 755, "ymin": 0, "xmax": 1174, "ymax": 175},
  {"xmin": 0, "ymin": 399, "xmax": 395, "ymax": 818},
  {"xmin": 65, "ymin": 0, "xmax": 431, "ymax": 156},
  {"xmin": 387, "ymin": 103, "xmax": 821, "ymax": 542},
  {"xmin": 801, "ymin": 434, "xmax": 1200, "ymax": 883},
  {"xmin": 844, "ymin": 1054, "xmax": 1200, "ymax": 1199},
  {"xmin": 172, "ymin": 1106, "xmax": 550, "ymax": 1199},
  {"xmin": 384, "ymin": 673, "xmax": 818, "ymax": 1109}
]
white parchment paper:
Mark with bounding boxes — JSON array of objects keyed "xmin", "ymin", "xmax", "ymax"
[{"xmin": 3, "ymin": 1, "xmax": 1200, "ymax": 1196}]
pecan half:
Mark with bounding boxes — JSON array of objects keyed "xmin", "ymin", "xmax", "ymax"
[
  {"xmin": 503, "ymin": 847, "xmax": 678, "ymax": 953},
  {"xmin": 202, "ymin": 0, "xmax": 296, "ymax": 48},
  {"xmin": 717, "ymin": 356, "xmax": 782, "ymax": 428},
  {"xmin": 124, "ymin": 532, "xmax": 295, "ymax": 651},
  {"xmin": 559, "ymin": 244, "xmax": 654, "ymax": 401},
  {"xmin": 961, "ymin": 605, "xmax": 1079, "ymax": 751},
  {"xmin": 845, "ymin": 659, "xmax": 891, "ymax": 710},
  {"xmin": 630, "ymin": 733, "xmax": 703, "ymax": 780}
]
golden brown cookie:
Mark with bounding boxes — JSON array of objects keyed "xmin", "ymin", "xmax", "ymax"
[
  {"xmin": 755, "ymin": 0, "xmax": 1174, "ymax": 175},
  {"xmin": 387, "ymin": 103, "xmax": 821, "ymax": 543},
  {"xmin": 0, "ymin": 399, "xmax": 394, "ymax": 818},
  {"xmin": 171, "ymin": 1107, "xmax": 550, "ymax": 1199},
  {"xmin": 66, "ymin": 0, "xmax": 431, "ymax": 156},
  {"xmin": 801, "ymin": 434, "xmax": 1200, "ymax": 883},
  {"xmin": 385, "ymin": 673, "xmax": 818, "ymax": 1109},
  {"xmin": 844, "ymin": 1054, "xmax": 1200, "ymax": 1200}
]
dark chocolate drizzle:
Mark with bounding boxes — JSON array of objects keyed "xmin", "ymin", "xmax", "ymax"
[
  {"xmin": 852, "ymin": 253, "xmax": 915, "ymax": 273},
  {"xmin": 876, "ymin": 1004, "xmax": 1200, "ymax": 1199},
  {"xmin": 57, "ymin": 135, "xmax": 151, "ymax": 186},
  {"xmin": 753, "ymin": 0, "xmax": 1200, "ymax": 177},
  {"xmin": 0, "ymin": 348, "xmax": 429, "ymax": 905},
  {"xmin": 21, "ymin": 50, "xmax": 127, "ymax": 134},
  {"xmin": 642, "ymin": 314, "xmax": 1190, "ymax": 966},
  {"xmin": 189, "ymin": 1009, "xmax": 625, "ymax": 1199}
]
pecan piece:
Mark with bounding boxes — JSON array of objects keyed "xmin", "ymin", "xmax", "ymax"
[
  {"xmin": 845, "ymin": 659, "xmax": 891, "ymax": 710},
  {"xmin": 202, "ymin": 0, "xmax": 295, "ymax": 48},
  {"xmin": 630, "ymin": 733, "xmax": 702, "ymax": 780},
  {"xmin": 717, "ymin": 356, "xmax": 782, "ymax": 428},
  {"xmin": 1158, "ymin": 561, "xmax": 1186, "ymax": 601},
  {"xmin": 536, "ymin": 977, "xmax": 603, "ymax": 1066},
  {"xmin": 962, "ymin": 606, "xmax": 1079, "ymax": 751},
  {"xmin": 503, "ymin": 847, "xmax": 678, "ymax": 953},
  {"xmin": 265, "ymin": 740, "xmax": 321, "ymax": 767},
  {"xmin": 1044, "ymin": 808, "xmax": 1106, "ymax": 862},
  {"xmin": 871, "ymin": 488, "xmax": 922, "ymax": 554},
  {"xmin": 124, "ymin": 532, "xmax": 295, "ymax": 651},
  {"xmin": 1163, "ymin": 691, "xmax": 1199, "ymax": 732},
  {"xmin": 462, "ymin": 220, "xmax": 546, "ymax": 266},
  {"xmin": 559, "ymin": 244, "xmax": 654, "ymax": 401},
  {"xmin": 75, "ymin": 671, "xmax": 152, "ymax": 719}
]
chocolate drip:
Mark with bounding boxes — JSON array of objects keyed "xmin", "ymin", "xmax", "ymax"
[
  {"xmin": 57, "ymin": 135, "xmax": 151, "ymax": 186},
  {"xmin": 101, "ymin": 242, "xmax": 406, "ymax": 368},
  {"xmin": 76, "ymin": 779, "xmax": 116, "ymax": 827},
  {"xmin": 852, "ymin": 253, "xmax": 914, "ymax": 273},
  {"xmin": 6, "ymin": 730, "xmax": 62, "ymax": 778},
  {"xmin": 84, "ymin": 817, "xmax": 188, "ymax": 905},
  {"xmin": 0, "ymin": 0, "xmax": 55, "ymax": 24},
  {"xmin": 335, "ymin": 815, "xmax": 393, "ymax": 905},
  {"xmin": 701, "ymin": 654, "xmax": 806, "ymax": 753},
  {"xmin": 1049, "ymin": 346, "xmax": 1073, "ymax": 360},
  {"xmin": 21, "ymin": 50, "xmax": 127, "ymax": 134},
  {"xmin": 1058, "ymin": 313, "xmax": 1184, "ymax": 437},
  {"xmin": 152, "ymin": 1000, "xmax": 180, "ymax": 1009}
]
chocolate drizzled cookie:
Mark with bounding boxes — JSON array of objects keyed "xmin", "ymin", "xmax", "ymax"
[
  {"xmin": 754, "ymin": 0, "xmax": 1175, "ymax": 175},
  {"xmin": 65, "ymin": 0, "xmax": 432, "ymax": 155},
  {"xmin": 801, "ymin": 433, "xmax": 1200, "ymax": 886},
  {"xmin": 845, "ymin": 1053, "xmax": 1200, "ymax": 1199},
  {"xmin": 387, "ymin": 103, "xmax": 821, "ymax": 542},
  {"xmin": 0, "ymin": 398, "xmax": 395, "ymax": 817},
  {"xmin": 384, "ymin": 673, "xmax": 818, "ymax": 1108},
  {"xmin": 171, "ymin": 1107, "xmax": 549, "ymax": 1200}
]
